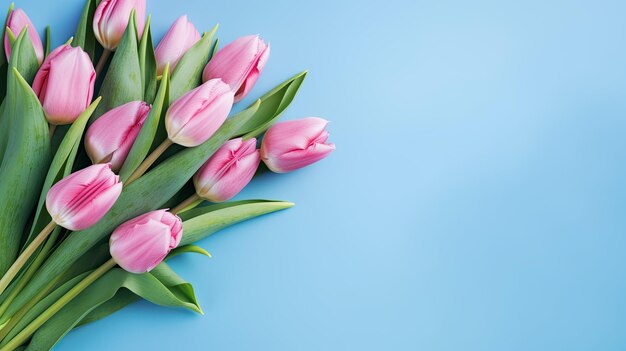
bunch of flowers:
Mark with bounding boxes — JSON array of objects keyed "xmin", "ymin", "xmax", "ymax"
[{"xmin": 0, "ymin": 0, "xmax": 334, "ymax": 349}]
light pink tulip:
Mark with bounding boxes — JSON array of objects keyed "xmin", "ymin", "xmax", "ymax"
[
  {"xmin": 202, "ymin": 35, "xmax": 270, "ymax": 103},
  {"xmin": 165, "ymin": 78, "xmax": 234, "ymax": 147},
  {"xmin": 155, "ymin": 15, "xmax": 200, "ymax": 75},
  {"xmin": 4, "ymin": 8, "xmax": 44, "ymax": 64},
  {"xmin": 261, "ymin": 117, "xmax": 335, "ymax": 173},
  {"xmin": 193, "ymin": 138, "xmax": 260, "ymax": 202},
  {"xmin": 109, "ymin": 210, "xmax": 182, "ymax": 273},
  {"xmin": 46, "ymin": 164, "xmax": 123, "ymax": 231},
  {"xmin": 93, "ymin": 0, "xmax": 146, "ymax": 50},
  {"xmin": 32, "ymin": 44, "xmax": 95, "ymax": 125},
  {"xmin": 85, "ymin": 101, "xmax": 151, "ymax": 171}
]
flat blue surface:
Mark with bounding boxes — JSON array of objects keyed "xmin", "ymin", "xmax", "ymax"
[{"xmin": 15, "ymin": 0, "xmax": 626, "ymax": 349}]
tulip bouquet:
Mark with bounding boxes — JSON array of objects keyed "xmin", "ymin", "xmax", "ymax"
[{"xmin": 0, "ymin": 0, "xmax": 334, "ymax": 349}]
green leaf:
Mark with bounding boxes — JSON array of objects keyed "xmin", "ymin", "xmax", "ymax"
[
  {"xmin": 11, "ymin": 72, "xmax": 306, "ymax": 318},
  {"xmin": 23, "ymin": 98, "xmax": 102, "ymax": 247},
  {"xmin": 0, "ymin": 67, "xmax": 50, "ymax": 277},
  {"xmin": 180, "ymin": 200, "xmax": 294, "ymax": 246},
  {"xmin": 8, "ymin": 27, "xmax": 40, "ymax": 84},
  {"xmin": 16, "ymin": 264, "xmax": 201, "ymax": 351},
  {"xmin": 169, "ymin": 25, "xmax": 217, "ymax": 102},
  {"xmin": 119, "ymin": 65, "xmax": 169, "ymax": 182},
  {"xmin": 91, "ymin": 11, "xmax": 142, "ymax": 122},
  {"xmin": 209, "ymin": 37, "xmax": 219, "ymax": 60},
  {"xmin": 44, "ymin": 26, "xmax": 50, "ymax": 57},
  {"xmin": 73, "ymin": 0, "xmax": 96, "ymax": 59},
  {"xmin": 238, "ymin": 71, "xmax": 308, "ymax": 138},
  {"xmin": 138, "ymin": 16, "xmax": 157, "ymax": 103},
  {"xmin": 74, "ymin": 289, "xmax": 138, "ymax": 328},
  {"xmin": 168, "ymin": 244, "xmax": 212, "ymax": 258}
]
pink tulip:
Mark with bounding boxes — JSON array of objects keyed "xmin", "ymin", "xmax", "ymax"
[
  {"xmin": 193, "ymin": 138, "xmax": 260, "ymax": 202},
  {"xmin": 32, "ymin": 44, "xmax": 95, "ymax": 125},
  {"xmin": 155, "ymin": 15, "xmax": 200, "ymax": 75},
  {"xmin": 46, "ymin": 164, "xmax": 123, "ymax": 231},
  {"xmin": 202, "ymin": 35, "xmax": 270, "ymax": 103},
  {"xmin": 4, "ymin": 8, "xmax": 44, "ymax": 64},
  {"xmin": 165, "ymin": 78, "xmax": 234, "ymax": 147},
  {"xmin": 261, "ymin": 117, "xmax": 335, "ymax": 173},
  {"xmin": 93, "ymin": 0, "xmax": 146, "ymax": 50},
  {"xmin": 85, "ymin": 101, "xmax": 151, "ymax": 172},
  {"xmin": 109, "ymin": 210, "xmax": 182, "ymax": 273}
]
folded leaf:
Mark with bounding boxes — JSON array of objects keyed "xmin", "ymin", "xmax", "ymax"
[
  {"xmin": 91, "ymin": 12, "xmax": 142, "ymax": 122},
  {"xmin": 138, "ymin": 16, "xmax": 157, "ymax": 103},
  {"xmin": 118, "ymin": 65, "xmax": 169, "ymax": 182},
  {"xmin": 238, "ymin": 70, "xmax": 307, "ymax": 138},
  {"xmin": 169, "ymin": 25, "xmax": 217, "ymax": 102},
  {"xmin": 19, "ymin": 263, "xmax": 201, "ymax": 351},
  {"xmin": 0, "ymin": 67, "xmax": 50, "ymax": 276},
  {"xmin": 73, "ymin": 0, "xmax": 96, "ymax": 59},
  {"xmin": 0, "ymin": 3, "xmax": 14, "ymax": 103}
]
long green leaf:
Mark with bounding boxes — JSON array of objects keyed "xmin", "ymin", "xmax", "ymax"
[
  {"xmin": 19, "ymin": 264, "xmax": 201, "ymax": 351},
  {"xmin": 180, "ymin": 200, "xmax": 294, "ymax": 246},
  {"xmin": 239, "ymin": 71, "xmax": 307, "ymax": 137},
  {"xmin": 118, "ymin": 65, "xmax": 169, "ymax": 182},
  {"xmin": 0, "ymin": 28, "xmax": 40, "ymax": 163},
  {"xmin": 73, "ymin": 0, "xmax": 96, "ymax": 59},
  {"xmin": 169, "ymin": 25, "xmax": 217, "ymax": 102},
  {"xmin": 11, "ymin": 72, "xmax": 306, "ymax": 320},
  {"xmin": 91, "ymin": 11, "xmax": 142, "ymax": 122},
  {"xmin": 138, "ymin": 16, "xmax": 157, "ymax": 103},
  {"xmin": 0, "ymin": 3, "xmax": 14, "ymax": 103},
  {"xmin": 23, "ymin": 98, "xmax": 102, "ymax": 247},
  {"xmin": 0, "ymin": 28, "xmax": 48, "ymax": 272},
  {"xmin": 0, "ymin": 67, "xmax": 50, "ymax": 277}
]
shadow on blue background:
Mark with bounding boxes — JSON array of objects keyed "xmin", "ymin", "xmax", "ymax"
[{"xmin": 16, "ymin": 0, "xmax": 626, "ymax": 349}]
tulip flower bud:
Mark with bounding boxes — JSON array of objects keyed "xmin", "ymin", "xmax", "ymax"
[
  {"xmin": 32, "ymin": 44, "xmax": 96, "ymax": 125},
  {"xmin": 165, "ymin": 78, "xmax": 234, "ymax": 147},
  {"xmin": 46, "ymin": 164, "xmax": 123, "ymax": 231},
  {"xmin": 155, "ymin": 15, "xmax": 200, "ymax": 75},
  {"xmin": 109, "ymin": 210, "xmax": 182, "ymax": 273},
  {"xmin": 93, "ymin": 0, "xmax": 146, "ymax": 50},
  {"xmin": 4, "ymin": 8, "xmax": 44, "ymax": 64},
  {"xmin": 261, "ymin": 117, "xmax": 335, "ymax": 173},
  {"xmin": 193, "ymin": 138, "xmax": 260, "ymax": 202},
  {"xmin": 202, "ymin": 35, "xmax": 270, "ymax": 102},
  {"xmin": 85, "ymin": 101, "xmax": 151, "ymax": 172}
]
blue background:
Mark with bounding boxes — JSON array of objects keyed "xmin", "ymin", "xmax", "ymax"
[{"xmin": 17, "ymin": 0, "xmax": 626, "ymax": 349}]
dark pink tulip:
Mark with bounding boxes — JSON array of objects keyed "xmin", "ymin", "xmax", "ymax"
[
  {"xmin": 93, "ymin": 0, "xmax": 146, "ymax": 50},
  {"xmin": 85, "ymin": 101, "xmax": 152, "ymax": 171},
  {"xmin": 32, "ymin": 44, "xmax": 96, "ymax": 125},
  {"xmin": 46, "ymin": 164, "xmax": 123, "ymax": 231},
  {"xmin": 202, "ymin": 35, "xmax": 270, "ymax": 102},
  {"xmin": 165, "ymin": 78, "xmax": 234, "ymax": 147},
  {"xmin": 109, "ymin": 210, "xmax": 182, "ymax": 273},
  {"xmin": 261, "ymin": 118, "xmax": 335, "ymax": 173},
  {"xmin": 193, "ymin": 138, "xmax": 260, "ymax": 202},
  {"xmin": 155, "ymin": 15, "xmax": 200, "ymax": 75},
  {"xmin": 4, "ymin": 8, "xmax": 44, "ymax": 64}
]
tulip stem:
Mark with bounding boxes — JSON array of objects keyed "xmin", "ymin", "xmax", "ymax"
[
  {"xmin": 171, "ymin": 193, "xmax": 202, "ymax": 214},
  {"xmin": 95, "ymin": 49, "xmax": 111, "ymax": 76},
  {"xmin": 0, "ymin": 225, "xmax": 60, "ymax": 322},
  {"xmin": 0, "ymin": 268, "xmax": 66, "ymax": 345},
  {"xmin": 0, "ymin": 259, "xmax": 117, "ymax": 351},
  {"xmin": 0, "ymin": 221, "xmax": 56, "ymax": 298},
  {"xmin": 125, "ymin": 139, "xmax": 173, "ymax": 185}
]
